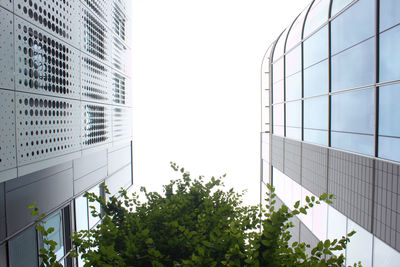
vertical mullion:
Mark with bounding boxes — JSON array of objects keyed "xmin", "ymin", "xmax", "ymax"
[
  {"xmin": 374, "ymin": 0, "xmax": 380, "ymax": 158},
  {"xmin": 328, "ymin": 0, "xmax": 333, "ymax": 148}
]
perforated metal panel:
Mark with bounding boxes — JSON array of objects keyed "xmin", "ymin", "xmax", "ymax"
[
  {"xmin": 81, "ymin": 55, "xmax": 111, "ymax": 103},
  {"xmin": 14, "ymin": 17, "xmax": 81, "ymax": 99},
  {"xmin": 112, "ymin": 37, "xmax": 126, "ymax": 72},
  {"xmin": 82, "ymin": 7, "xmax": 110, "ymax": 63},
  {"xmin": 81, "ymin": 102, "xmax": 111, "ymax": 148},
  {"xmin": 112, "ymin": 2, "xmax": 126, "ymax": 41},
  {"xmin": 0, "ymin": 0, "xmax": 12, "ymax": 11},
  {"xmin": 82, "ymin": 0, "xmax": 110, "ymax": 23},
  {"xmin": 112, "ymin": 107, "xmax": 131, "ymax": 142},
  {"xmin": 14, "ymin": 0, "xmax": 81, "ymax": 47},
  {"xmin": 0, "ymin": 90, "xmax": 17, "ymax": 171},
  {"xmin": 112, "ymin": 72, "xmax": 126, "ymax": 104},
  {"xmin": 0, "ymin": 7, "xmax": 14, "ymax": 90},
  {"xmin": 16, "ymin": 92, "xmax": 81, "ymax": 165}
]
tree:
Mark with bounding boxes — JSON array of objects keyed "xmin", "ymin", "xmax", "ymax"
[{"xmin": 33, "ymin": 162, "xmax": 360, "ymax": 266}]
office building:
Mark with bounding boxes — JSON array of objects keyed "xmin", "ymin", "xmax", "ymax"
[
  {"xmin": 0, "ymin": 0, "xmax": 132, "ymax": 265},
  {"xmin": 261, "ymin": 0, "xmax": 400, "ymax": 265}
]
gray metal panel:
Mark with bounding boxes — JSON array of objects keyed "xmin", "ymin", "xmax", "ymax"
[
  {"xmin": 81, "ymin": 102, "xmax": 112, "ymax": 148},
  {"xmin": 373, "ymin": 160, "xmax": 400, "ymax": 251},
  {"xmin": 74, "ymin": 165, "xmax": 107, "ymax": 196},
  {"xmin": 112, "ymin": 107, "xmax": 132, "ymax": 143},
  {"xmin": 0, "ymin": 0, "xmax": 12, "ymax": 11},
  {"xmin": 8, "ymin": 226, "xmax": 38, "ymax": 267},
  {"xmin": 301, "ymin": 143, "xmax": 328, "ymax": 197},
  {"xmin": 108, "ymin": 145, "xmax": 131, "ymax": 175},
  {"xmin": 271, "ymin": 135, "xmax": 284, "ymax": 173},
  {"xmin": 0, "ymin": 182, "xmax": 5, "ymax": 242},
  {"xmin": 73, "ymin": 149, "xmax": 107, "ymax": 179},
  {"xmin": 5, "ymin": 168, "xmax": 73, "ymax": 236},
  {"xmin": 284, "ymin": 139, "xmax": 301, "ymax": 184},
  {"xmin": 0, "ymin": 7, "xmax": 14, "ymax": 90},
  {"xmin": 14, "ymin": 17, "xmax": 81, "ymax": 100},
  {"xmin": 328, "ymin": 149, "xmax": 374, "ymax": 231},
  {"xmin": 13, "ymin": 0, "xmax": 81, "ymax": 48},
  {"xmin": 0, "ymin": 90, "xmax": 16, "ymax": 172},
  {"xmin": 105, "ymin": 163, "xmax": 131, "ymax": 196},
  {"xmin": 0, "ymin": 243, "xmax": 7, "ymax": 267},
  {"xmin": 15, "ymin": 92, "xmax": 81, "ymax": 166}
]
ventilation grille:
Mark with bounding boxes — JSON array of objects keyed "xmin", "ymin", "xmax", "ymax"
[
  {"xmin": 112, "ymin": 37, "xmax": 126, "ymax": 71},
  {"xmin": 83, "ymin": 0, "xmax": 109, "ymax": 23},
  {"xmin": 113, "ymin": 3, "xmax": 126, "ymax": 41}
]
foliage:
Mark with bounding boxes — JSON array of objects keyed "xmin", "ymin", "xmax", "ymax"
[{"xmin": 33, "ymin": 162, "xmax": 361, "ymax": 266}]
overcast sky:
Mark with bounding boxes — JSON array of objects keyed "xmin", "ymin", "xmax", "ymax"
[{"xmin": 128, "ymin": 0, "xmax": 310, "ymax": 205}]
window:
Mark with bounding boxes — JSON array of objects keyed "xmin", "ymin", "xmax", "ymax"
[
  {"xmin": 273, "ymin": 103, "xmax": 284, "ymax": 136},
  {"xmin": 272, "ymin": 58, "xmax": 284, "ymax": 84},
  {"xmin": 379, "ymin": 25, "xmax": 400, "ymax": 82},
  {"xmin": 75, "ymin": 194, "xmax": 89, "ymax": 232},
  {"xmin": 273, "ymin": 29, "xmax": 288, "ymax": 62},
  {"xmin": 285, "ymin": 100, "xmax": 301, "ymax": 140},
  {"xmin": 303, "ymin": 0, "xmax": 330, "ymax": 37},
  {"xmin": 88, "ymin": 185, "xmax": 101, "ymax": 229},
  {"xmin": 285, "ymin": 72, "xmax": 301, "ymax": 101},
  {"xmin": 331, "ymin": 0, "xmax": 355, "ymax": 17},
  {"xmin": 303, "ymin": 26, "xmax": 328, "ymax": 68},
  {"xmin": 304, "ymin": 59, "xmax": 328, "ymax": 97},
  {"xmin": 380, "ymin": 0, "xmax": 400, "ymax": 32},
  {"xmin": 9, "ymin": 226, "xmax": 38, "ymax": 267},
  {"xmin": 285, "ymin": 45, "xmax": 301, "ymax": 77},
  {"xmin": 304, "ymin": 96, "xmax": 328, "ymax": 145},
  {"xmin": 272, "ymin": 80, "xmax": 284, "ymax": 104},
  {"xmin": 40, "ymin": 210, "xmax": 65, "ymax": 261},
  {"xmin": 286, "ymin": 6, "xmax": 310, "ymax": 51}
]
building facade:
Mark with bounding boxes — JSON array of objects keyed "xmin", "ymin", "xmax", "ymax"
[
  {"xmin": 261, "ymin": 0, "xmax": 400, "ymax": 266},
  {"xmin": 0, "ymin": 0, "xmax": 132, "ymax": 266}
]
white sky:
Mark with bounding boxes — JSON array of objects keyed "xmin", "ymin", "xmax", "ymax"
[{"xmin": 128, "ymin": 0, "xmax": 310, "ymax": 205}]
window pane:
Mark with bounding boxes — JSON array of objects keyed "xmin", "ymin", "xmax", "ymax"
[
  {"xmin": 9, "ymin": 226, "xmax": 38, "ymax": 267},
  {"xmin": 303, "ymin": 0, "xmax": 330, "ymax": 37},
  {"xmin": 285, "ymin": 72, "xmax": 301, "ymax": 101},
  {"xmin": 373, "ymin": 237, "xmax": 400, "ymax": 266},
  {"xmin": 285, "ymin": 45, "xmax": 301, "ymax": 76},
  {"xmin": 379, "ymin": 83, "xmax": 400, "ymax": 136},
  {"xmin": 327, "ymin": 206, "xmax": 347, "ymax": 257},
  {"xmin": 332, "ymin": 88, "xmax": 374, "ymax": 134},
  {"xmin": 331, "ymin": 0, "xmax": 355, "ymax": 17},
  {"xmin": 304, "ymin": 129, "xmax": 328, "ymax": 146},
  {"xmin": 272, "ymin": 80, "xmax": 284, "ymax": 104},
  {"xmin": 273, "ymin": 103, "xmax": 284, "ymax": 126},
  {"xmin": 331, "ymin": 132, "xmax": 374, "ymax": 155},
  {"xmin": 286, "ymin": 100, "xmax": 301, "ymax": 140},
  {"xmin": 379, "ymin": 25, "xmax": 400, "ymax": 82},
  {"xmin": 42, "ymin": 211, "xmax": 64, "ymax": 261},
  {"xmin": 331, "ymin": 38, "xmax": 375, "ymax": 92},
  {"xmin": 304, "ymin": 26, "xmax": 328, "ymax": 68},
  {"xmin": 75, "ymin": 195, "xmax": 89, "ymax": 232},
  {"xmin": 304, "ymin": 96, "xmax": 328, "ymax": 130},
  {"xmin": 379, "ymin": 136, "xmax": 400, "ymax": 162},
  {"xmin": 272, "ymin": 58, "xmax": 284, "ymax": 83},
  {"xmin": 273, "ymin": 29, "xmax": 288, "ymax": 62},
  {"xmin": 286, "ymin": 127, "xmax": 301, "ymax": 140},
  {"xmin": 347, "ymin": 220, "xmax": 373, "ymax": 267},
  {"xmin": 273, "ymin": 125, "xmax": 284, "ymax": 136},
  {"xmin": 380, "ymin": 0, "xmax": 400, "ymax": 32},
  {"xmin": 88, "ymin": 185, "xmax": 101, "ymax": 229},
  {"xmin": 0, "ymin": 244, "xmax": 7, "ymax": 267},
  {"xmin": 331, "ymin": 0, "xmax": 375, "ymax": 54},
  {"xmin": 304, "ymin": 59, "xmax": 328, "ymax": 97},
  {"xmin": 286, "ymin": 6, "xmax": 310, "ymax": 51}
]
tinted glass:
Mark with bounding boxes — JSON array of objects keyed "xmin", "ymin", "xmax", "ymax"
[
  {"xmin": 331, "ymin": 131, "xmax": 374, "ymax": 155},
  {"xmin": 9, "ymin": 226, "xmax": 38, "ymax": 267},
  {"xmin": 347, "ymin": 220, "xmax": 373, "ymax": 267},
  {"xmin": 379, "ymin": 83, "xmax": 400, "ymax": 137},
  {"xmin": 331, "ymin": 0, "xmax": 375, "ymax": 54},
  {"xmin": 331, "ymin": 88, "xmax": 374, "ymax": 134},
  {"xmin": 331, "ymin": 38, "xmax": 375, "ymax": 92},
  {"xmin": 285, "ymin": 45, "xmax": 301, "ymax": 76},
  {"xmin": 272, "ymin": 80, "xmax": 284, "ymax": 104},
  {"xmin": 304, "ymin": 129, "xmax": 328, "ymax": 146},
  {"xmin": 304, "ymin": 26, "xmax": 328, "ymax": 68},
  {"xmin": 379, "ymin": 136, "xmax": 400, "ymax": 162},
  {"xmin": 285, "ymin": 72, "xmax": 302, "ymax": 101},
  {"xmin": 379, "ymin": 25, "xmax": 400, "ymax": 82},
  {"xmin": 0, "ymin": 244, "xmax": 6, "ymax": 267},
  {"xmin": 304, "ymin": 96, "xmax": 328, "ymax": 130},
  {"xmin": 331, "ymin": 0, "xmax": 355, "ymax": 17},
  {"xmin": 75, "ymin": 195, "xmax": 89, "ymax": 232},
  {"xmin": 42, "ymin": 211, "xmax": 64, "ymax": 260},
  {"xmin": 273, "ymin": 103, "xmax": 284, "ymax": 126},
  {"xmin": 273, "ymin": 29, "xmax": 288, "ymax": 62},
  {"xmin": 380, "ymin": 0, "xmax": 400, "ymax": 32},
  {"xmin": 304, "ymin": 59, "xmax": 328, "ymax": 97},
  {"xmin": 286, "ymin": 101, "xmax": 301, "ymax": 128},
  {"xmin": 303, "ymin": 0, "xmax": 330, "ymax": 37},
  {"xmin": 272, "ymin": 58, "xmax": 284, "ymax": 83},
  {"xmin": 286, "ymin": 6, "xmax": 310, "ymax": 51}
]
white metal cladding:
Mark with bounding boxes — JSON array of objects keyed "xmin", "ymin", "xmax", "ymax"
[
  {"xmin": 111, "ymin": 37, "xmax": 127, "ymax": 72},
  {"xmin": 112, "ymin": 2, "xmax": 126, "ymax": 41},
  {"xmin": 0, "ymin": 90, "xmax": 17, "ymax": 172},
  {"xmin": 112, "ymin": 107, "xmax": 131, "ymax": 142},
  {"xmin": 81, "ymin": 54, "xmax": 111, "ymax": 103},
  {"xmin": 0, "ymin": 7, "xmax": 15, "ymax": 90},
  {"xmin": 81, "ymin": 102, "xmax": 112, "ymax": 148},
  {"xmin": 14, "ymin": 0, "xmax": 81, "ymax": 48},
  {"xmin": 81, "ymin": 6, "xmax": 111, "ymax": 64},
  {"xmin": 112, "ymin": 72, "xmax": 126, "ymax": 105},
  {"xmin": 16, "ymin": 92, "xmax": 81, "ymax": 165},
  {"xmin": 14, "ymin": 17, "xmax": 81, "ymax": 100},
  {"xmin": 0, "ymin": 0, "xmax": 13, "ymax": 11}
]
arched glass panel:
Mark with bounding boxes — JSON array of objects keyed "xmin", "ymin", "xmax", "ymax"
[
  {"xmin": 285, "ymin": 45, "xmax": 302, "ymax": 76},
  {"xmin": 272, "ymin": 29, "xmax": 288, "ymax": 62},
  {"xmin": 272, "ymin": 79, "xmax": 284, "ymax": 104},
  {"xmin": 303, "ymin": 0, "xmax": 330, "ymax": 37},
  {"xmin": 272, "ymin": 58, "xmax": 284, "ymax": 83},
  {"xmin": 286, "ymin": 4, "xmax": 311, "ymax": 51},
  {"xmin": 304, "ymin": 25, "xmax": 328, "ymax": 68},
  {"xmin": 331, "ymin": 0, "xmax": 355, "ymax": 17},
  {"xmin": 380, "ymin": 0, "xmax": 400, "ymax": 32},
  {"xmin": 331, "ymin": 0, "xmax": 375, "ymax": 54}
]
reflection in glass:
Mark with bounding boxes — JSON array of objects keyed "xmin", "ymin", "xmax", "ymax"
[
  {"xmin": 285, "ymin": 45, "xmax": 301, "ymax": 76},
  {"xmin": 332, "ymin": 89, "xmax": 374, "ymax": 134},
  {"xmin": 379, "ymin": 26, "xmax": 400, "ymax": 82},
  {"xmin": 379, "ymin": 84, "xmax": 400, "ymax": 137},
  {"xmin": 380, "ymin": 0, "xmax": 400, "ymax": 32},
  {"xmin": 304, "ymin": 26, "xmax": 328, "ymax": 68},
  {"xmin": 331, "ymin": 0, "xmax": 375, "ymax": 54},
  {"xmin": 347, "ymin": 220, "xmax": 373, "ymax": 267},
  {"xmin": 303, "ymin": 0, "xmax": 330, "ymax": 37},
  {"xmin": 304, "ymin": 96, "xmax": 328, "ymax": 145},
  {"xmin": 304, "ymin": 129, "xmax": 328, "ymax": 146},
  {"xmin": 373, "ymin": 237, "xmax": 400, "ymax": 266},
  {"xmin": 331, "ymin": 38, "xmax": 375, "ymax": 92},
  {"xmin": 42, "ymin": 211, "xmax": 64, "ymax": 261},
  {"xmin": 331, "ymin": 0, "xmax": 355, "ymax": 17},
  {"xmin": 273, "ymin": 58, "xmax": 284, "ymax": 83},
  {"xmin": 285, "ymin": 72, "xmax": 301, "ymax": 101},
  {"xmin": 286, "ymin": 101, "xmax": 301, "ymax": 128},
  {"xmin": 272, "ymin": 80, "xmax": 284, "ymax": 104},
  {"xmin": 75, "ymin": 195, "xmax": 89, "ymax": 232},
  {"xmin": 331, "ymin": 131, "xmax": 374, "ymax": 155},
  {"xmin": 273, "ymin": 103, "xmax": 284, "ymax": 126},
  {"xmin": 286, "ymin": 127, "xmax": 301, "ymax": 140},
  {"xmin": 286, "ymin": 5, "xmax": 310, "ymax": 51},
  {"xmin": 304, "ymin": 59, "xmax": 328, "ymax": 97},
  {"xmin": 379, "ymin": 137, "xmax": 400, "ymax": 162},
  {"xmin": 273, "ymin": 29, "xmax": 288, "ymax": 62}
]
